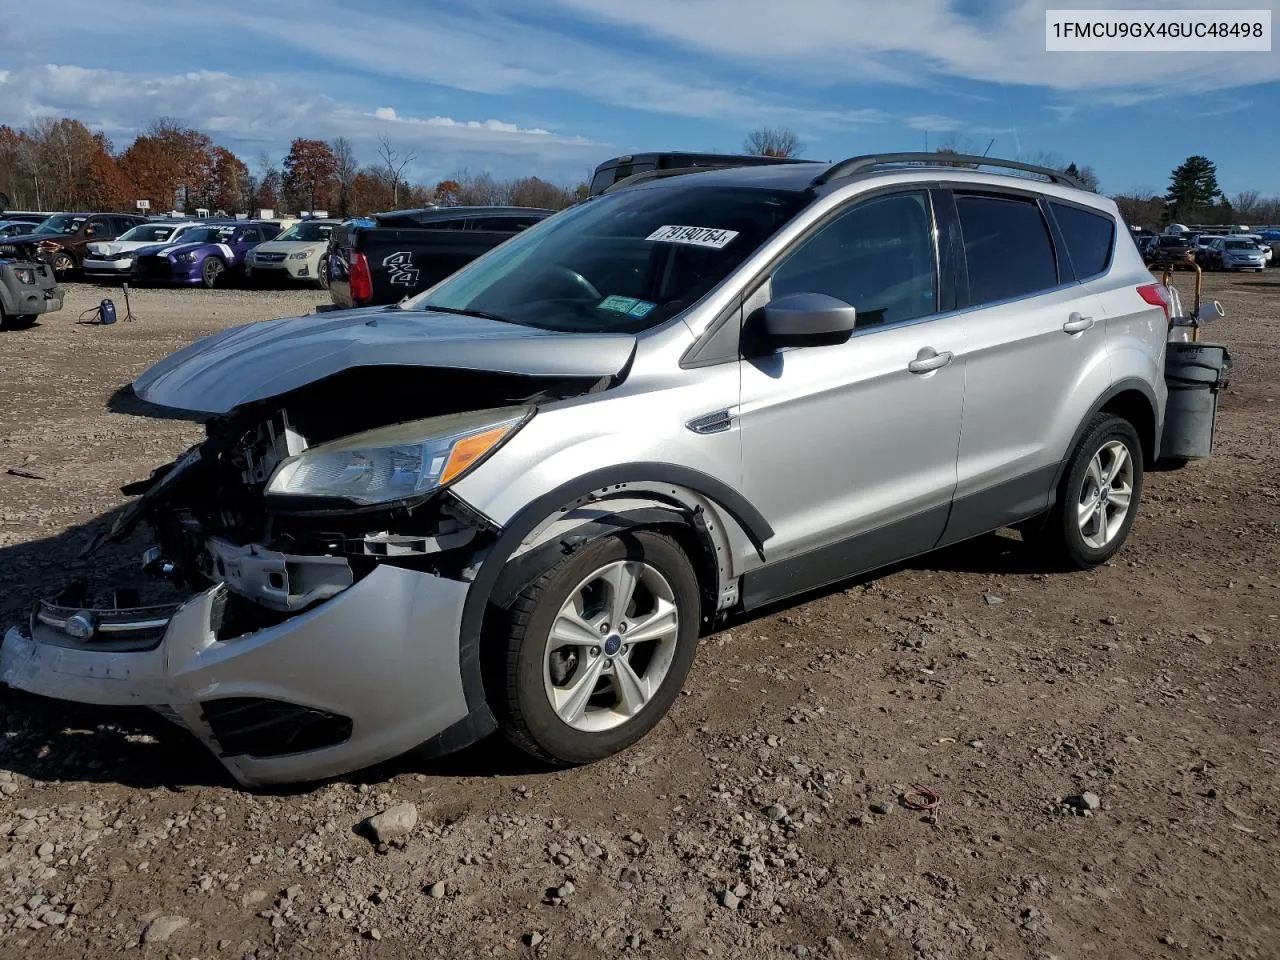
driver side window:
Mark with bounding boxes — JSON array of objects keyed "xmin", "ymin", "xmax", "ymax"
[{"xmin": 770, "ymin": 192, "xmax": 938, "ymax": 329}]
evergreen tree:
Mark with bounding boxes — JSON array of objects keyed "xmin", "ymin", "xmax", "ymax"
[{"xmin": 1166, "ymin": 156, "xmax": 1223, "ymax": 219}]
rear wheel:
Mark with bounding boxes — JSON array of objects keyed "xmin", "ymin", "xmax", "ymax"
[
  {"xmin": 1025, "ymin": 413, "xmax": 1144, "ymax": 570},
  {"xmin": 496, "ymin": 531, "xmax": 701, "ymax": 766},
  {"xmin": 201, "ymin": 257, "xmax": 225, "ymax": 289}
]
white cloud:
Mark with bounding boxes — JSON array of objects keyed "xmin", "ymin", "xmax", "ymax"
[
  {"xmin": 2, "ymin": 0, "xmax": 892, "ymax": 133},
  {"xmin": 548, "ymin": 0, "xmax": 1280, "ymax": 96},
  {"xmin": 0, "ymin": 64, "xmax": 603, "ymax": 180},
  {"xmin": 905, "ymin": 115, "xmax": 966, "ymax": 132}
]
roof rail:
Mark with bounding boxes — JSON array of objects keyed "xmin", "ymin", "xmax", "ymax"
[
  {"xmin": 811, "ymin": 152, "xmax": 1084, "ymax": 189},
  {"xmin": 601, "ymin": 166, "xmax": 719, "ymax": 195}
]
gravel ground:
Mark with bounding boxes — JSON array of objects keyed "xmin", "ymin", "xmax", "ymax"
[{"xmin": 0, "ymin": 277, "xmax": 1278, "ymax": 960}]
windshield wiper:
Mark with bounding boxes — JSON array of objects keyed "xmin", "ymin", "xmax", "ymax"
[{"xmin": 417, "ymin": 304, "xmax": 519, "ymax": 325}]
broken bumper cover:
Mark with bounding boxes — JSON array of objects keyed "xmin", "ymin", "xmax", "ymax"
[{"xmin": 1, "ymin": 565, "xmax": 471, "ymax": 787}]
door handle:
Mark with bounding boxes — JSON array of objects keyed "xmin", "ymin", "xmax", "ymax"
[
  {"xmin": 1063, "ymin": 313, "xmax": 1096, "ymax": 334},
  {"xmin": 907, "ymin": 348, "xmax": 954, "ymax": 374}
]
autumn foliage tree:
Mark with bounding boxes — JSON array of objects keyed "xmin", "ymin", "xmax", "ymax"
[
  {"xmin": 0, "ymin": 113, "xmax": 595, "ymax": 218},
  {"xmin": 204, "ymin": 147, "xmax": 250, "ymax": 214},
  {"xmin": 119, "ymin": 119, "xmax": 216, "ymax": 212},
  {"xmin": 86, "ymin": 133, "xmax": 134, "ymax": 210},
  {"xmin": 283, "ymin": 138, "xmax": 337, "ymax": 213}
]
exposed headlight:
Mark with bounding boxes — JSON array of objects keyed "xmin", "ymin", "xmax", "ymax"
[
  {"xmin": 266, "ymin": 407, "xmax": 532, "ymax": 506},
  {"xmin": 289, "ymin": 251, "xmax": 311, "ymax": 260},
  {"xmin": 14, "ymin": 268, "xmax": 35, "ymax": 285},
  {"xmin": 177, "ymin": 252, "xmax": 199, "ymax": 263}
]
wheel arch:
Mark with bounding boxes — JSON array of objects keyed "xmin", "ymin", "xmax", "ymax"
[
  {"xmin": 440, "ymin": 466, "xmax": 773, "ymax": 749},
  {"xmin": 1052, "ymin": 378, "xmax": 1159, "ymax": 494}
]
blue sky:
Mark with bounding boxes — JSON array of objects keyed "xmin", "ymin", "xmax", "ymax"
[{"xmin": 2, "ymin": 0, "xmax": 1278, "ymax": 195}]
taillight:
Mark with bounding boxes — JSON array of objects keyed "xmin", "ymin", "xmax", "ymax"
[
  {"xmin": 349, "ymin": 251, "xmax": 372, "ymax": 305},
  {"xmin": 1137, "ymin": 282, "xmax": 1171, "ymax": 323}
]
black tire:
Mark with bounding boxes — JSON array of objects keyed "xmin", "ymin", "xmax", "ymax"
[
  {"xmin": 0, "ymin": 307, "xmax": 36, "ymax": 331},
  {"xmin": 496, "ymin": 530, "xmax": 701, "ymax": 766},
  {"xmin": 314, "ymin": 257, "xmax": 330, "ymax": 290},
  {"xmin": 51, "ymin": 251, "xmax": 77, "ymax": 276},
  {"xmin": 201, "ymin": 257, "xmax": 225, "ymax": 289},
  {"xmin": 1026, "ymin": 413, "xmax": 1144, "ymax": 571}
]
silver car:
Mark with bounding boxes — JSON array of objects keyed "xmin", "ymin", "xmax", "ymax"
[
  {"xmin": 2, "ymin": 154, "xmax": 1170, "ymax": 786},
  {"xmin": 1206, "ymin": 236, "xmax": 1267, "ymax": 272}
]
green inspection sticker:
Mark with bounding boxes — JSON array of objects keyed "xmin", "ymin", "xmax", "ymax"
[{"xmin": 599, "ymin": 295, "xmax": 655, "ymax": 317}]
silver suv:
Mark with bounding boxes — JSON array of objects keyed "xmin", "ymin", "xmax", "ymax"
[{"xmin": 3, "ymin": 154, "xmax": 1170, "ymax": 786}]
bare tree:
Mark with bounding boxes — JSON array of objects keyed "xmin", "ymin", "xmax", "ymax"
[
  {"xmin": 331, "ymin": 137, "xmax": 359, "ymax": 217},
  {"xmin": 377, "ymin": 136, "xmax": 417, "ymax": 208},
  {"xmin": 1232, "ymin": 190, "xmax": 1262, "ymax": 220},
  {"xmin": 742, "ymin": 127, "xmax": 801, "ymax": 158}
]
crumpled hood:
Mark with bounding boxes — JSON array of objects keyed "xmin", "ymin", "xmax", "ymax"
[
  {"xmin": 132, "ymin": 306, "xmax": 637, "ymax": 414},
  {"xmin": 89, "ymin": 239, "xmax": 165, "ymax": 256}
]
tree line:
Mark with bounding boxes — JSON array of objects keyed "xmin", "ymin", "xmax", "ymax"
[
  {"xmin": 0, "ymin": 117, "xmax": 589, "ymax": 216},
  {"xmin": 2, "ymin": 118, "xmax": 1274, "ymax": 232}
]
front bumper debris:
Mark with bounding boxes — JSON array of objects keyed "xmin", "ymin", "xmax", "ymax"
[{"xmin": 1, "ymin": 565, "xmax": 471, "ymax": 787}]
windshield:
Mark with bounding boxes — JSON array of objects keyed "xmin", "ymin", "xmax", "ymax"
[
  {"xmin": 1225, "ymin": 240, "xmax": 1254, "ymax": 250},
  {"xmin": 277, "ymin": 222, "xmax": 333, "ymax": 243},
  {"xmin": 119, "ymin": 224, "xmax": 179, "ymax": 243},
  {"xmin": 178, "ymin": 226, "xmax": 235, "ymax": 244},
  {"xmin": 35, "ymin": 214, "xmax": 87, "ymax": 235},
  {"xmin": 411, "ymin": 186, "xmax": 809, "ymax": 332}
]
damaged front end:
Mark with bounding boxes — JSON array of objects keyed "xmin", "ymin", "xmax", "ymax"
[{"xmin": 2, "ymin": 356, "xmax": 619, "ymax": 787}]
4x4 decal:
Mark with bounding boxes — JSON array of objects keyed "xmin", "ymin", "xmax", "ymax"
[{"xmin": 383, "ymin": 250, "xmax": 419, "ymax": 286}]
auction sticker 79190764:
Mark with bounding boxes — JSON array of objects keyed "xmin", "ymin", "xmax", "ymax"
[{"xmin": 645, "ymin": 225, "xmax": 740, "ymax": 249}]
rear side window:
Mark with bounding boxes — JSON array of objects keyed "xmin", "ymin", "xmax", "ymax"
[
  {"xmin": 1051, "ymin": 203, "xmax": 1115, "ymax": 279},
  {"xmin": 956, "ymin": 194, "xmax": 1058, "ymax": 305},
  {"xmin": 471, "ymin": 216, "xmax": 532, "ymax": 232},
  {"xmin": 589, "ymin": 168, "xmax": 618, "ymax": 195}
]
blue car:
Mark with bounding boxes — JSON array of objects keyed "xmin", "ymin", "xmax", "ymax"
[{"xmin": 132, "ymin": 221, "xmax": 282, "ymax": 288}]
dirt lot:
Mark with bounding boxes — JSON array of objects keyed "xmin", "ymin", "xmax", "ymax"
[{"xmin": 0, "ymin": 276, "xmax": 1278, "ymax": 960}]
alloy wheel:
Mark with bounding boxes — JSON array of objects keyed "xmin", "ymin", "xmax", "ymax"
[
  {"xmin": 542, "ymin": 559, "xmax": 680, "ymax": 733},
  {"xmin": 1078, "ymin": 439, "xmax": 1135, "ymax": 550}
]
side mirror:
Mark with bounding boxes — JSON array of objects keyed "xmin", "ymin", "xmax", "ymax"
[
  {"xmin": 83, "ymin": 226, "xmax": 95, "ymax": 237},
  {"xmin": 759, "ymin": 293, "xmax": 857, "ymax": 348}
]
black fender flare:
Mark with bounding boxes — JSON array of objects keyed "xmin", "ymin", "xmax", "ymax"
[
  {"xmin": 1050, "ymin": 378, "xmax": 1160, "ymax": 496},
  {"xmin": 415, "ymin": 464, "xmax": 773, "ymax": 758}
]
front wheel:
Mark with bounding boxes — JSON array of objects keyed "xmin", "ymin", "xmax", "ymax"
[
  {"xmin": 314, "ymin": 257, "xmax": 330, "ymax": 290},
  {"xmin": 496, "ymin": 531, "xmax": 702, "ymax": 766},
  {"xmin": 1026, "ymin": 413, "xmax": 1144, "ymax": 570},
  {"xmin": 0, "ymin": 309, "xmax": 36, "ymax": 331},
  {"xmin": 201, "ymin": 257, "xmax": 225, "ymax": 288},
  {"xmin": 51, "ymin": 251, "xmax": 76, "ymax": 276}
]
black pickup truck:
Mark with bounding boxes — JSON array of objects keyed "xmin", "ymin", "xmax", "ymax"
[
  {"xmin": 0, "ymin": 256, "xmax": 63, "ymax": 330},
  {"xmin": 326, "ymin": 206, "xmax": 552, "ymax": 309}
]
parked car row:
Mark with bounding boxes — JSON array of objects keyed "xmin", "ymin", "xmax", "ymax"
[
  {"xmin": 0, "ymin": 211, "xmax": 354, "ymax": 289},
  {"xmin": 1139, "ymin": 231, "xmax": 1274, "ymax": 271}
]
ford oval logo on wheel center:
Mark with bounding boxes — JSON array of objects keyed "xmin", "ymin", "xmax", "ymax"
[{"xmin": 603, "ymin": 634, "xmax": 622, "ymax": 656}]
